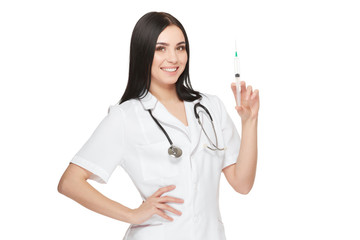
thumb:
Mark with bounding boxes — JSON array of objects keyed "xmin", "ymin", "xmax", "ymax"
[{"xmin": 235, "ymin": 105, "xmax": 243, "ymax": 113}]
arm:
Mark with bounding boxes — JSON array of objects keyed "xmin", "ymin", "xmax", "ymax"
[
  {"xmin": 223, "ymin": 81, "xmax": 259, "ymax": 194},
  {"xmin": 57, "ymin": 163, "xmax": 133, "ymax": 223},
  {"xmin": 223, "ymin": 118, "xmax": 258, "ymax": 194}
]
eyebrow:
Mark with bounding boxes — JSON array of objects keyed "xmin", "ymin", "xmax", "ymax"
[{"xmin": 156, "ymin": 41, "xmax": 186, "ymax": 46}]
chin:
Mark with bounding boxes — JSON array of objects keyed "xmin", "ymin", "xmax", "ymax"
[
  {"xmin": 162, "ymin": 80, "xmax": 179, "ymax": 86},
  {"xmin": 161, "ymin": 76, "xmax": 181, "ymax": 85}
]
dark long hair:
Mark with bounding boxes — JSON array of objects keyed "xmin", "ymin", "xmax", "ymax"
[{"xmin": 119, "ymin": 11, "xmax": 202, "ymax": 104}]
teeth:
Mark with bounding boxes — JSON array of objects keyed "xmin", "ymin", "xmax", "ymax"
[{"xmin": 162, "ymin": 68, "xmax": 177, "ymax": 72}]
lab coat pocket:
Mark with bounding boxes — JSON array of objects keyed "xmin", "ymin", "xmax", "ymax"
[
  {"xmin": 193, "ymin": 136, "xmax": 226, "ymax": 174},
  {"xmin": 137, "ymin": 141, "xmax": 181, "ymax": 181},
  {"xmin": 195, "ymin": 139, "xmax": 225, "ymax": 161}
]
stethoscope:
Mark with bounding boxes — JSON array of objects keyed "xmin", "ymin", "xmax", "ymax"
[{"xmin": 147, "ymin": 102, "xmax": 225, "ymax": 158}]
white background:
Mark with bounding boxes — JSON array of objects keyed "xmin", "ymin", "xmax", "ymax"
[{"xmin": 1, "ymin": 0, "xmax": 359, "ymax": 239}]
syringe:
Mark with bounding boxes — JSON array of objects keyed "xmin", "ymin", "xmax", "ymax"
[{"xmin": 234, "ymin": 41, "xmax": 241, "ymax": 107}]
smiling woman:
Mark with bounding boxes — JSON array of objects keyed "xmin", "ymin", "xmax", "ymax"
[
  {"xmin": 58, "ymin": 11, "xmax": 259, "ymax": 240},
  {"xmin": 120, "ymin": 12, "xmax": 201, "ymax": 105},
  {"xmin": 150, "ymin": 25, "xmax": 188, "ymax": 94}
]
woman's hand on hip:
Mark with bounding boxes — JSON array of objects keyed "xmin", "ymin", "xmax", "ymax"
[
  {"xmin": 130, "ymin": 185, "xmax": 184, "ymax": 225},
  {"xmin": 231, "ymin": 81, "xmax": 260, "ymax": 122}
]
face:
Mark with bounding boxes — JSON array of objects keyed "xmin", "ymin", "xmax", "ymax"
[{"xmin": 150, "ymin": 25, "xmax": 188, "ymax": 89}]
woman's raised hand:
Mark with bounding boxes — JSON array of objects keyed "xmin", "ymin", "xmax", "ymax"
[
  {"xmin": 130, "ymin": 185, "xmax": 184, "ymax": 224},
  {"xmin": 231, "ymin": 81, "xmax": 260, "ymax": 122}
]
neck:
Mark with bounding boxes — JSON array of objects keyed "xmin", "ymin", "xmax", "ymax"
[{"xmin": 149, "ymin": 84, "xmax": 180, "ymax": 104}]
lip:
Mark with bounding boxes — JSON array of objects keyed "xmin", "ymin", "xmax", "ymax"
[{"xmin": 160, "ymin": 66, "xmax": 179, "ymax": 74}]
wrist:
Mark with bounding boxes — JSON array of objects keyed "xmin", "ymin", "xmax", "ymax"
[
  {"xmin": 242, "ymin": 116, "xmax": 258, "ymax": 126},
  {"xmin": 128, "ymin": 208, "xmax": 137, "ymax": 224}
]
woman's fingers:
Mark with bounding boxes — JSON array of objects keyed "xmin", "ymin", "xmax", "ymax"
[
  {"xmin": 231, "ymin": 81, "xmax": 260, "ymax": 120},
  {"xmin": 231, "ymin": 83, "xmax": 236, "ymax": 101},
  {"xmin": 251, "ymin": 89, "xmax": 259, "ymax": 100},
  {"xmin": 240, "ymin": 81, "xmax": 246, "ymax": 95},
  {"xmin": 152, "ymin": 185, "xmax": 184, "ymax": 217},
  {"xmin": 231, "ymin": 81, "xmax": 246, "ymax": 105},
  {"xmin": 156, "ymin": 203, "xmax": 182, "ymax": 216},
  {"xmin": 133, "ymin": 185, "xmax": 185, "ymax": 224},
  {"xmin": 158, "ymin": 196, "xmax": 184, "ymax": 204},
  {"xmin": 155, "ymin": 209, "xmax": 174, "ymax": 221},
  {"xmin": 250, "ymin": 89, "xmax": 260, "ymax": 112},
  {"xmin": 246, "ymin": 85, "xmax": 253, "ymax": 101},
  {"xmin": 231, "ymin": 81, "xmax": 246, "ymax": 91},
  {"xmin": 154, "ymin": 192, "xmax": 183, "ymax": 221},
  {"xmin": 152, "ymin": 185, "xmax": 176, "ymax": 198}
]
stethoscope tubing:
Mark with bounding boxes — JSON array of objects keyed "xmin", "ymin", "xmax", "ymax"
[
  {"xmin": 147, "ymin": 102, "xmax": 225, "ymax": 158},
  {"xmin": 194, "ymin": 102, "xmax": 225, "ymax": 151},
  {"xmin": 148, "ymin": 109, "xmax": 174, "ymax": 146}
]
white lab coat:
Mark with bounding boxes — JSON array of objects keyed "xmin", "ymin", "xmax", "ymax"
[{"xmin": 70, "ymin": 91, "xmax": 241, "ymax": 240}]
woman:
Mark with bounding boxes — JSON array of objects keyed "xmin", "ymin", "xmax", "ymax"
[{"xmin": 58, "ymin": 11, "xmax": 259, "ymax": 240}]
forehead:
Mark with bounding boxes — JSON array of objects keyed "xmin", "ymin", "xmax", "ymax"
[{"xmin": 157, "ymin": 25, "xmax": 185, "ymax": 43}]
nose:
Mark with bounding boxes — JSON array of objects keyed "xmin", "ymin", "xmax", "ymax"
[{"xmin": 166, "ymin": 49, "xmax": 178, "ymax": 64}]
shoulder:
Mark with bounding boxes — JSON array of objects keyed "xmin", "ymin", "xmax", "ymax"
[
  {"xmin": 107, "ymin": 99, "xmax": 137, "ymax": 115},
  {"xmin": 199, "ymin": 92, "xmax": 224, "ymax": 112},
  {"xmin": 199, "ymin": 92, "xmax": 222, "ymax": 102}
]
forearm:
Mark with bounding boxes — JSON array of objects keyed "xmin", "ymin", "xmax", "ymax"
[
  {"xmin": 235, "ymin": 117, "xmax": 258, "ymax": 193},
  {"xmin": 58, "ymin": 177, "xmax": 134, "ymax": 224}
]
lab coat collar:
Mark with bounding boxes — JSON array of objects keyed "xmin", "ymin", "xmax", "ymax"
[
  {"xmin": 138, "ymin": 90, "xmax": 201, "ymax": 110},
  {"xmin": 138, "ymin": 91, "xmax": 157, "ymax": 110},
  {"xmin": 138, "ymin": 91, "xmax": 202, "ymax": 155}
]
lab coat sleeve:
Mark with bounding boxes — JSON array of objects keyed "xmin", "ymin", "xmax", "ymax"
[
  {"xmin": 213, "ymin": 95, "xmax": 241, "ymax": 170},
  {"xmin": 69, "ymin": 105, "xmax": 125, "ymax": 184}
]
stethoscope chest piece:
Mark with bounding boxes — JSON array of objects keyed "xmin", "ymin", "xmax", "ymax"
[
  {"xmin": 168, "ymin": 145, "xmax": 182, "ymax": 158},
  {"xmin": 146, "ymin": 100, "xmax": 224, "ymax": 160}
]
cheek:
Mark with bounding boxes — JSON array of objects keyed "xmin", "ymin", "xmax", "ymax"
[
  {"xmin": 180, "ymin": 52, "xmax": 188, "ymax": 65},
  {"xmin": 151, "ymin": 56, "xmax": 162, "ymax": 75},
  {"xmin": 152, "ymin": 54, "xmax": 162, "ymax": 67}
]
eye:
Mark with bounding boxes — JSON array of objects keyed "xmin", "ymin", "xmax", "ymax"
[
  {"xmin": 156, "ymin": 46, "xmax": 166, "ymax": 52},
  {"xmin": 177, "ymin": 45, "xmax": 186, "ymax": 51}
]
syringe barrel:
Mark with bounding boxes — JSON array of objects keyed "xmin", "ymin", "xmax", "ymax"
[{"xmin": 234, "ymin": 57, "xmax": 240, "ymax": 77}]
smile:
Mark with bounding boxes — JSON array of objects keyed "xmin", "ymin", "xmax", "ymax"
[{"xmin": 161, "ymin": 67, "xmax": 179, "ymax": 72}]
